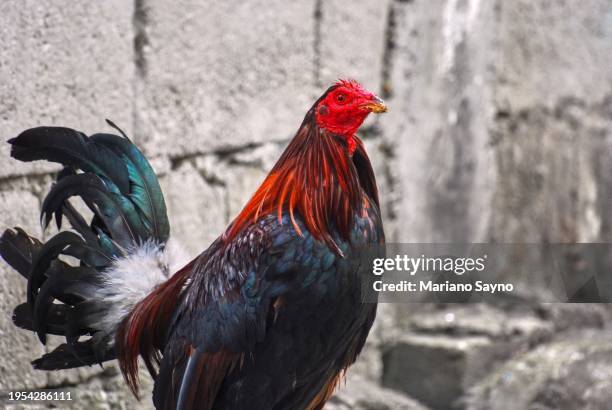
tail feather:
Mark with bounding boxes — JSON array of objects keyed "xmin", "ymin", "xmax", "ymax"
[
  {"xmin": 0, "ymin": 123, "xmax": 186, "ymax": 374},
  {"xmin": 0, "ymin": 228, "xmax": 42, "ymax": 279},
  {"xmin": 9, "ymin": 126, "xmax": 131, "ymax": 195},
  {"xmin": 32, "ymin": 338, "xmax": 114, "ymax": 370},
  {"xmin": 60, "ymin": 200, "xmax": 97, "ymax": 244},
  {"xmin": 41, "ymin": 173, "xmax": 145, "ymax": 249},
  {"xmin": 13, "ymin": 303, "xmax": 69, "ymax": 336},
  {"xmin": 27, "ymin": 231, "xmax": 86, "ymax": 309},
  {"xmin": 90, "ymin": 130, "xmax": 170, "ymax": 243},
  {"xmin": 34, "ymin": 263, "xmax": 102, "ymax": 340}
]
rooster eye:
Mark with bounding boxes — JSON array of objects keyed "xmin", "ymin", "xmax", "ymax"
[{"xmin": 336, "ymin": 94, "xmax": 346, "ymax": 103}]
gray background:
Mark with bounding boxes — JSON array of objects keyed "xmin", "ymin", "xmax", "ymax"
[{"xmin": 1, "ymin": 1, "xmax": 612, "ymax": 409}]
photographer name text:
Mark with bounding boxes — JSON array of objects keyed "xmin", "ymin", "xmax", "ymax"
[{"xmin": 371, "ymin": 255, "xmax": 514, "ymax": 294}]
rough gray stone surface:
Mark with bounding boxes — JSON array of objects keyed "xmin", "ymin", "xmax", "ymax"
[
  {"xmin": 1, "ymin": 1, "xmax": 611, "ymax": 409},
  {"xmin": 383, "ymin": 334, "xmax": 491, "ymax": 409},
  {"xmin": 318, "ymin": 0, "xmax": 391, "ymax": 89},
  {"xmin": 0, "ymin": 190, "xmax": 47, "ymax": 390},
  {"xmin": 490, "ymin": 0, "xmax": 612, "ymax": 244},
  {"xmin": 326, "ymin": 374, "xmax": 430, "ymax": 410},
  {"xmin": 0, "ymin": 0, "xmax": 134, "ymax": 179},
  {"xmin": 160, "ymin": 162, "xmax": 228, "ymax": 256},
  {"xmin": 465, "ymin": 330, "xmax": 612, "ymax": 410},
  {"xmin": 133, "ymin": 0, "xmax": 318, "ymax": 157},
  {"xmin": 493, "ymin": 1, "xmax": 612, "ymax": 111},
  {"xmin": 380, "ymin": 304, "xmax": 555, "ymax": 409}
]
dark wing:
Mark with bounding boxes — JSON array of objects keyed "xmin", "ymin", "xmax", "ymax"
[{"xmin": 153, "ymin": 214, "xmax": 314, "ymax": 410}]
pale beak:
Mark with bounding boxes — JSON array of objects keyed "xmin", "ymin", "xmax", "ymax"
[{"xmin": 362, "ymin": 96, "xmax": 388, "ymax": 113}]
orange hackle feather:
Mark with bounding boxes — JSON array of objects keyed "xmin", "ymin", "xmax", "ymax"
[{"xmin": 224, "ymin": 108, "xmax": 363, "ymax": 255}]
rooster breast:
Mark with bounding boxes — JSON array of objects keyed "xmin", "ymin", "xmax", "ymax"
[
  {"xmin": 154, "ymin": 194, "xmax": 384, "ymax": 410},
  {"xmin": 211, "ymin": 196, "xmax": 383, "ymax": 409}
]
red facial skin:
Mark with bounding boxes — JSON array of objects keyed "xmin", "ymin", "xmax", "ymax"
[{"xmin": 315, "ymin": 80, "xmax": 386, "ymax": 154}]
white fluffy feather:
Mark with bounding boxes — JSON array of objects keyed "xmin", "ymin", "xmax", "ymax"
[{"xmin": 94, "ymin": 237, "xmax": 190, "ymax": 337}]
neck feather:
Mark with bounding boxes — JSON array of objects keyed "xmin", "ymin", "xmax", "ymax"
[{"xmin": 224, "ymin": 112, "xmax": 377, "ymax": 255}]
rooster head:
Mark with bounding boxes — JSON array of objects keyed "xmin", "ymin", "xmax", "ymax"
[
  {"xmin": 223, "ymin": 79, "xmax": 385, "ymax": 252},
  {"xmin": 315, "ymin": 79, "xmax": 387, "ymax": 140}
]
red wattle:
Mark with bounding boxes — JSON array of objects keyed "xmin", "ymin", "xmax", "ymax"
[{"xmin": 347, "ymin": 135, "xmax": 357, "ymax": 155}]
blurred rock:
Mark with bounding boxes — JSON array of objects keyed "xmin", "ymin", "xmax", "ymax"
[
  {"xmin": 381, "ymin": 304, "xmax": 554, "ymax": 409},
  {"xmin": 382, "ymin": 334, "xmax": 490, "ymax": 409},
  {"xmin": 409, "ymin": 304, "xmax": 538, "ymax": 337},
  {"xmin": 327, "ymin": 374, "xmax": 430, "ymax": 410},
  {"xmin": 465, "ymin": 330, "xmax": 612, "ymax": 410},
  {"xmin": 536, "ymin": 304, "xmax": 610, "ymax": 332}
]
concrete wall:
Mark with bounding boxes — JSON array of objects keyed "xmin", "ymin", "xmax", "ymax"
[{"xmin": 1, "ymin": 1, "xmax": 611, "ymax": 409}]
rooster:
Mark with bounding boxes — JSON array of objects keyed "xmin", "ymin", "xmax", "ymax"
[{"xmin": 0, "ymin": 79, "xmax": 387, "ymax": 410}]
